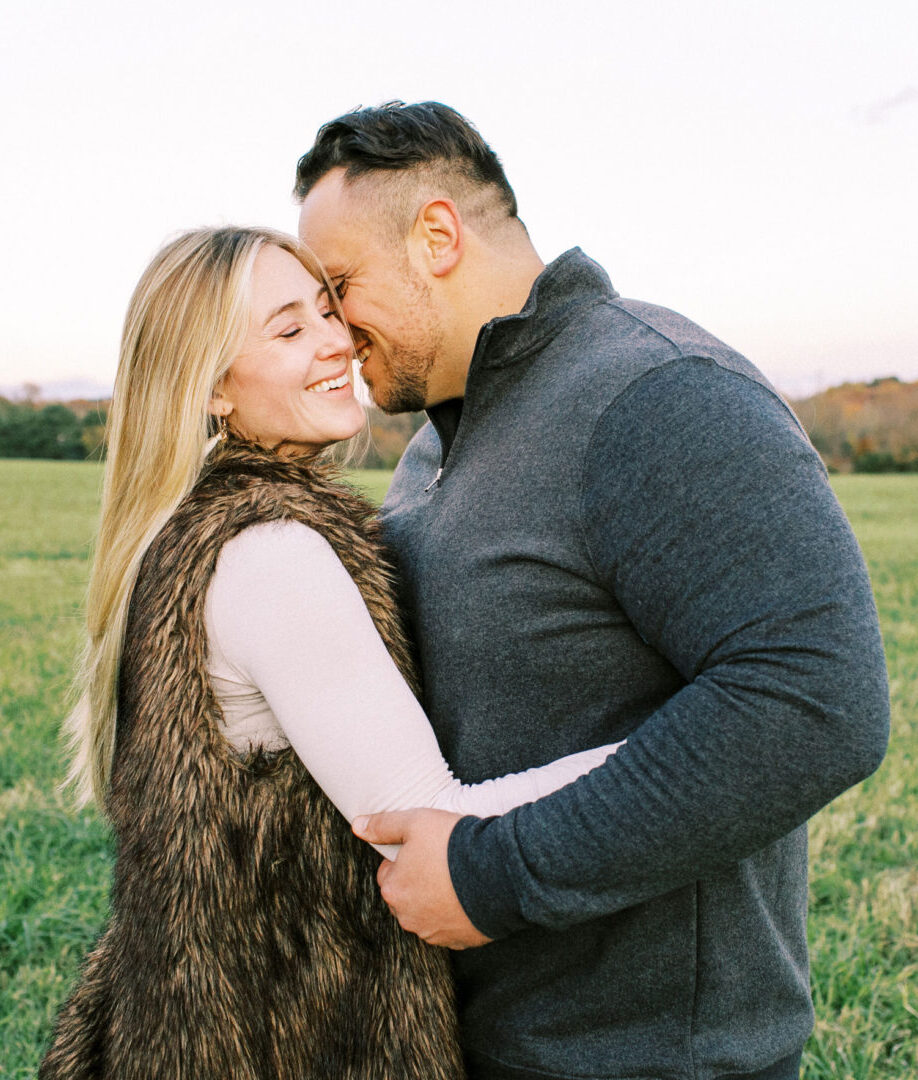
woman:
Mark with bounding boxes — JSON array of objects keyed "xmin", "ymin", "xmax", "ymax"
[{"xmin": 40, "ymin": 227, "xmax": 619, "ymax": 1079}]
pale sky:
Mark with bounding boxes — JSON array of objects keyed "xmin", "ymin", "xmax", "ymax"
[{"xmin": 1, "ymin": 0, "xmax": 915, "ymax": 398}]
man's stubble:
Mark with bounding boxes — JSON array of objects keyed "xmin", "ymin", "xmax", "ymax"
[{"xmin": 365, "ymin": 263, "xmax": 444, "ymax": 416}]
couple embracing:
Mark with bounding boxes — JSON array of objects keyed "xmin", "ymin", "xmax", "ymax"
[{"xmin": 41, "ymin": 102, "xmax": 888, "ymax": 1080}]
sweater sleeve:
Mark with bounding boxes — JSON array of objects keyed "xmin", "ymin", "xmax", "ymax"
[
  {"xmin": 206, "ymin": 521, "xmax": 621, "ymax": 858},
  {"xmin": 447, "ymin": 358, "xmax": 890, "ymax": 938}
]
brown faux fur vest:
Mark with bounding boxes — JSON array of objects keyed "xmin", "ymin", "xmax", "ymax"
[{"xmin": 40, "ymin": 442, "xmax": 465, "ymax": 1080}]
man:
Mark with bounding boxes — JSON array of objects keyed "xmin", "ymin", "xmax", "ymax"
[{"xmin": 295, "ymin": 102, "xmax": 889, "ymax": 1080}]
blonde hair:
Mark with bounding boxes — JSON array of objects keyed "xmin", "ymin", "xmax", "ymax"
[{"xmin": 67, "ymin": 226, "xmax": 337, "ymax": 808}]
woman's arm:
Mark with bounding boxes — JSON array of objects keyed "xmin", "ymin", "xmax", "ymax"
[{"xmin": 206, "ymin": 521, "xmax": 621, "ymax": 857}]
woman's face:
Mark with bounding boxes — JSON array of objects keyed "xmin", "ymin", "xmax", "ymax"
[{"xmin": 213, "ymin": 244, "xmax": 365, "ymax": 453}]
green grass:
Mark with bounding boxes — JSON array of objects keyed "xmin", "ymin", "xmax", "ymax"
[
  {"xmin": 1, "ymin": 461, "xmax": 915, "ymax": 1077},
  {"xmin": 346, "ymin": 467, "xmax": 395, "ymax": 507},
  {"xmin": 803, "ymin": 476, "xmax": 918, "ymax": 1078}
]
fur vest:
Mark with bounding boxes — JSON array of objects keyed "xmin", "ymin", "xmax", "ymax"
[{"xmin": 40, "ymin": 442, "xmax": 465, "ymax": 1080}]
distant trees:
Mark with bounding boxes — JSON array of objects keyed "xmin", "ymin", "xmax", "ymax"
[
  {"xmin": 3, "ymin": 378, "xmax": 918, "ymax": 473},
  {"xmin": 361, "ymin": 409, "xmax": 427, "ymax": 469},
  {"xmin": 0, "ymin": 398, "xmax": 107, "ymax": 460},
  {"xmin": 789, "ymin": 377, "xmax": 918, "ymax": 473},
  {"xmin": 0, "ymin": 396, "xmax": 420, "ymax": 467}
]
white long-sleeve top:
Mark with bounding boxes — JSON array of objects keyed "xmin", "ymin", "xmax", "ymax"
[{"xmin": 205, "ymin": 521, "xmax": 622, "ymax": 858}]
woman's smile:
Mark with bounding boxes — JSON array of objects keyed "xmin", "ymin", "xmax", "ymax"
[{"xmin": 305, "ymin": 371, "xmax": 351, "ymax": 393}]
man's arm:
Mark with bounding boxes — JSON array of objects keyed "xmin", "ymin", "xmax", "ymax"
[
  {"xmin": 441, "ymin": 359, "xmax": 889, "ymax": 940},
  {"xmin": 359, "ymin": 359, "xmax": 890, "ymax": 946}
]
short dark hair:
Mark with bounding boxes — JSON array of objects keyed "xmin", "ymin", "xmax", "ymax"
[{"xmin": 293, "ymin": 101, "xmax": 518, "ymax": 219}]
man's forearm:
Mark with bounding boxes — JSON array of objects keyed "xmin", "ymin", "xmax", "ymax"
[{"xmin": 448, "ymin": 647, "xmax": 888, "ymax": 938}]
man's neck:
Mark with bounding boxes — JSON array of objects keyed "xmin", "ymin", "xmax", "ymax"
[
  {"xmin": 431, "ymin": 235, "xmax": 544, "ymax": 401},
  {"xmin": 481, "ymin": 245, "xmax": 546, "ymax": 322}
]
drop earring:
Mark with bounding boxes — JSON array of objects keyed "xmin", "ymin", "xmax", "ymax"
[{"xmin": 202, "ymin": 412, "xmax": 229, "ymax": 462}]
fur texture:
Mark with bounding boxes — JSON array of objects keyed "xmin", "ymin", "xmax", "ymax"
[{"xmin": 40, "ymin": 442, "xmax": 465, "ymax": 1079}]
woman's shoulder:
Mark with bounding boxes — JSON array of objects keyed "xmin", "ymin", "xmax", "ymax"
[
  {"xmin": 222, "ymin": 518, "xmax": 335, "ymax": 558},
  {"xmin": 215, "ymin": 520, "xmax": 350, "ymax": 591}
]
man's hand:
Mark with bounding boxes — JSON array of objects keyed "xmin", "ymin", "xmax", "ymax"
[{"xmin": 352, "ymin": 808, "xmax": 492, "ymax": 950}]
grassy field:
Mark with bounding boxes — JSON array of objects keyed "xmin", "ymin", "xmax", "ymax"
[{"xmin": 1, "ymin": 460, "xmax": 915, "ymax": 1077}]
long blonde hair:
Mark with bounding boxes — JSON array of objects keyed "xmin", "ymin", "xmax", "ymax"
[{"xmin": 67, "ymin": 226, "xmax": 334, "ymax": 808}]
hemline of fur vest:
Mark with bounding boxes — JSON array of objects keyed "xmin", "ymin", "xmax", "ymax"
[{"xmin": 40, "ymin": 442, "xmax": 466, "ymax": 1079}]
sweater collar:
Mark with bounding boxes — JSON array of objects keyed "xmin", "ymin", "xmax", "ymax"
[
  {"xmin": 470, "ymin": 247, "xmax": 619, "ymax": 370},
  {"xmin": 424, "ymin": 249, "xmax": 618, "ymax": 450}
]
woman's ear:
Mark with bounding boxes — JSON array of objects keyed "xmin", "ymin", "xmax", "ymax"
[{"xmin": 208, "ymin": 388, "xmax": 233, "ymax": 419}]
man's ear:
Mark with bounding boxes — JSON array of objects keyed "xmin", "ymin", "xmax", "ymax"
[{"xmin": 411, "ymin": 198, "xmax": 463, "ymax": 278}]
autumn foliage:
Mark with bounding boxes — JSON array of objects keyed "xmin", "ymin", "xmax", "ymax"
[{"xmin": 788, "ymin": 377, "xmax": 918, "ymax": 473}]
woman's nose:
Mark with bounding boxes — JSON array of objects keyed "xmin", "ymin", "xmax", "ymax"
[{"xmin": 315, "ymin": 318, "xmax": 352, "ymax": 360}]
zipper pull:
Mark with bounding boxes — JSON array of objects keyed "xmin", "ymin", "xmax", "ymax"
[{"xmin": 424, "ymin": 467, "xmax": 443, "ymax": 493}]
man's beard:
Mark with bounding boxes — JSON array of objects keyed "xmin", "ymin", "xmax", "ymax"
[
  {"xmin": 365, "ymin": 268, "xmax": 442, "ymax": 414},
  {"xmin": 368, "ymin": 344, "xmax": 437, "ymax": 414}
]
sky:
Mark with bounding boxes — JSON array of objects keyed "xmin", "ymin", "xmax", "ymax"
[{"xmin": 0, "ymin": 0, "xmax": 915, "ymax": 399}]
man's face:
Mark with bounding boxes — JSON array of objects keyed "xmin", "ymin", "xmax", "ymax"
[{"xmin": 298, "ymin": 169, "xmax": 443, "ymax": 414}]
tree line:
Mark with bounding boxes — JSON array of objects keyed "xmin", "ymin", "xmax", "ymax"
[
  {"xmin": 3, "ymin": 377, "xmax": 917, "ymax": 472},
  {"xmin": 0, "ymin": 397, "xmax": 107, "ymax": 460},
  {"xmin": 0, "ymin": 395, "xmax": 421, "ymax": 469},
  {"xmin": 789, "ymin": 377, "xmax": 918, "ymax": 473}
]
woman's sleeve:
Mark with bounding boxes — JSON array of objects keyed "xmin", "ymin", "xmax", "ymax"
[{"xmin": 207, "ymin": 522, "xmax": 621, "ymax": 856}]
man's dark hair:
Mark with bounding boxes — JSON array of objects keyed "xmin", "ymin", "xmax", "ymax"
[{"xmin": 293, "ymin": 101, "xmax": 518, "ymax": 220}]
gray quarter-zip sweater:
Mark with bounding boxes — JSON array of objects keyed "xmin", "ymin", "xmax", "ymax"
[{"xmin": 379, "ymin": 249, "xmax": 889, "ymax": 1080}]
